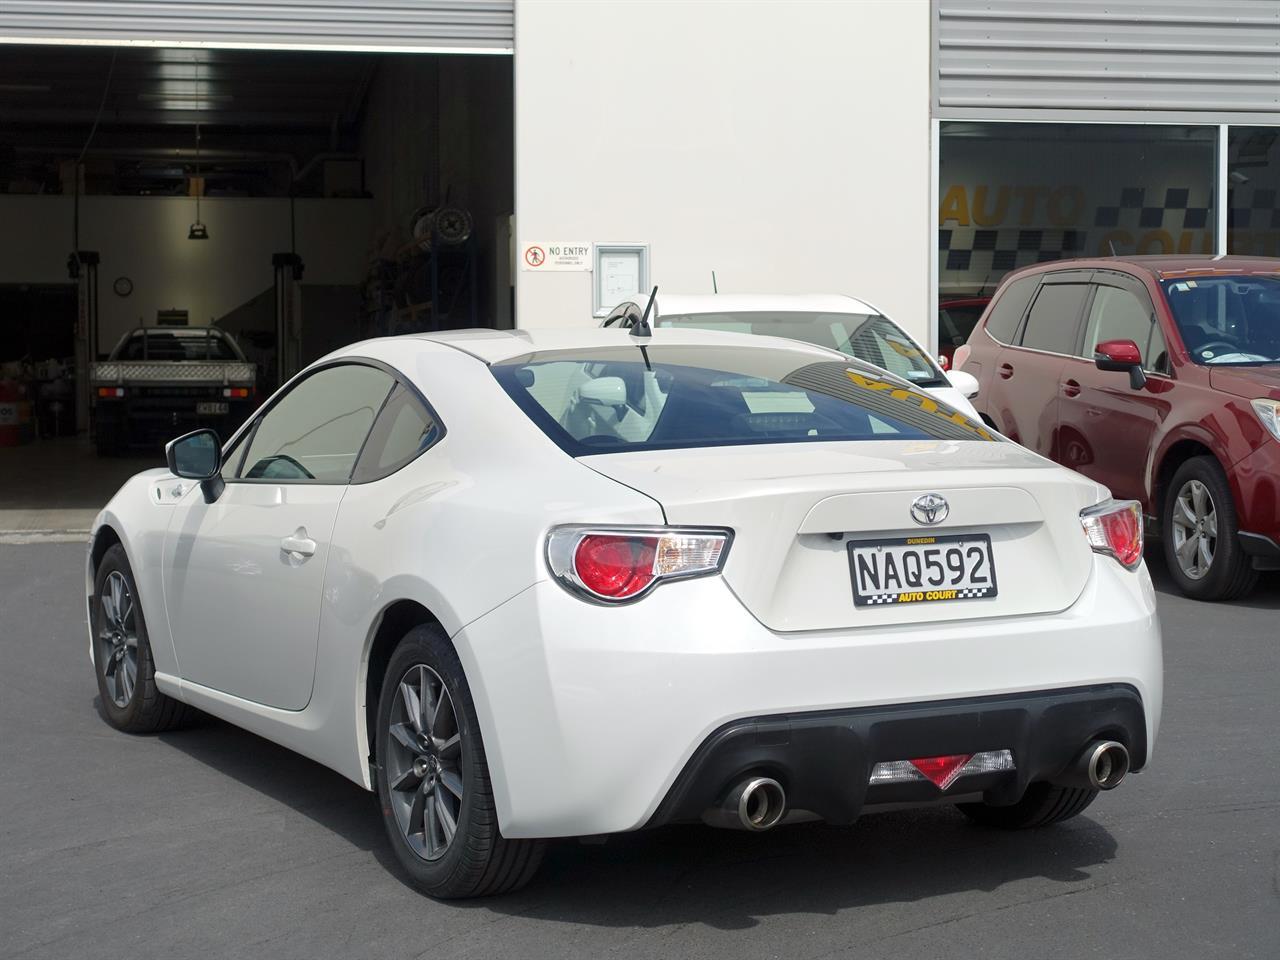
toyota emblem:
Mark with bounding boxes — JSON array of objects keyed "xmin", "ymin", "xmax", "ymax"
[{"xmin": 910, "ymin": 493, "xmax": 949, "ymax": 526}]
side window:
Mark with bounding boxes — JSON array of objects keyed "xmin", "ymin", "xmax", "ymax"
[
  {"xmin": 1082, "ymin": 284, "xmax": 1164, "ymax": 371},
  {"xmin": 238, "ymin": 364, "xmax": 393, "ymax": 483},
  {"xmin": 983, "ymin": 275, "xmax": 1038, "ymax": 343},
  {"xmin": 352, "ymin": 383, "xmax": 442, "ymax": 483},
  {"xmin": 1019, "ymin": 283, "xmax": 1089, "ymax": 355}
]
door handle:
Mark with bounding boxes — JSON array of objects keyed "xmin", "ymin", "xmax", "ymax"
[
  {"xmin": 1063, "ymin": 379, "xmax": 1081, "ymax": 398},
  {"xmin": 281, "ymin": 529, "xmax": 317, "ymax": 558},
  {"xmin": 998, "ymin": 362, "xmax": 1014, "ymax": 380}
]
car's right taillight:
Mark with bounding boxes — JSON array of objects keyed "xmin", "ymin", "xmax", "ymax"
[
  {"xmin": 1080, "ymin": 500, "xmax": 1144, "ymax": 570},
  {"xmin": 546, "ymin": 526, "xmax": 732, "ymax": 603}
]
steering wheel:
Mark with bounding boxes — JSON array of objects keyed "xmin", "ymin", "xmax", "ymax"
[
  {"xmin": 245, "ymin": 454, "xmax": 315, "ymax": 480},
  {"xmin": 1192, "ymin": 340, "xmax": 1233, "ymax": 358}
]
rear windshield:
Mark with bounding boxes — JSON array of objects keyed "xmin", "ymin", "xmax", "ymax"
[
  {"xmin": 655, "ymin": 311, "xmax": 946, "ymax": 386},
  {"xmin": 116, "ymin": 331, "xmax": 240, "ymax": 361},
  {"xmin": 492, "ymin": 345, "xmax": 995, "ymax": 456}
]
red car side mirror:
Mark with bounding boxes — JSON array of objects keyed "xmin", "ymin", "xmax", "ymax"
[{"xmin": 1094, "ymin": 338, "xmax": 1147, "ymax": 390}]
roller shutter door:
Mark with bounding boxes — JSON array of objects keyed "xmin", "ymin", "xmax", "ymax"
[
  {"xmin": 935, "ymin": 0, "xmax": 1280, "ymax": 116},
  {"xmin": 0, "ymin": 0, "xmax": 513, "ymax": 53}
]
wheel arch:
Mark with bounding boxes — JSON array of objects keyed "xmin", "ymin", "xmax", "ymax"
[
  {"xmin": 1152, "ymin": 435, "xmax": 1229, "ymax": 521},
  {"xmin": 89, "ymin": 523, "xmax": 123, "ymax": 578},
  {"xmin": 361, "ymin": 598, "xmax": 447, "ymax": 776}
]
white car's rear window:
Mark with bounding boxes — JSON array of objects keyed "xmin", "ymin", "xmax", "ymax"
[{"xmin": 493, "ymin": 345, "xmax": 993, "ymax": 456}]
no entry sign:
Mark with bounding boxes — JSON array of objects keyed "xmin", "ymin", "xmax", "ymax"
[{"xmin": 520, "ymin": 242, "xmax": 591, "ymax": 271}]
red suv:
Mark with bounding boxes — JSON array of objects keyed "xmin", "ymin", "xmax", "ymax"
[{"xmin": 957, "ymin": 255, "xmax": 1280, "ymax": 601}]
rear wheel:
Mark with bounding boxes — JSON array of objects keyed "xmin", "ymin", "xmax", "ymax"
[
  {"xmin": 374, "ymin": 625, "xmax": 545, "ymax": 898},
  {"xmin": 1161, "ymin": 456, "xmax": 1257, "ymax": 601},
  {"xmin": 957, "ymin": 782, "xmax": 1097, "ymax": 829},
  {"xmin": 92, "ymin": 544, "xmax": 193, "ymax": 732}
]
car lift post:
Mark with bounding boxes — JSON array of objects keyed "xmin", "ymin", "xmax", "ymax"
[{"xmin": 272, "ymin": 252, "xmax": 305, "ymax": 390}]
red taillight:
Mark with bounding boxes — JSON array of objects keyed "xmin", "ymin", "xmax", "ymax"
[
  {"xmin": 953, "ymin": 344, "xmax": 972, "ymax": 371},
  {"xmin": 573, "ymin": 534, "xmax": 657, "ymax": 599},
  {"xmin": 1081, "ymin": 500, "xmax": 1143, "ymax": 569},
  {"xmin": 548, "ymin": 526, "xmax": 731, "ymax": 603},
  {"xmin": 222, "ymin": 387, "xmax": 252, "ymax": 399},
  {"xmin": 909, "ymin": 754, "xmax": 974, "ymax": 790},
  {"xmin": 97, "ymin": 387, "xmax": 124, "ymax": 398}
]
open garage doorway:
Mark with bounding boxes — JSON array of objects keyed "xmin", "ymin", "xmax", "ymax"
[{"xmin": 0, "ymin": 42, "xmax": 513, "ymax": 530}]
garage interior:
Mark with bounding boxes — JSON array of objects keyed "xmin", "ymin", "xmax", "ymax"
[{"xmin": 0, "ymin": 42, "xmax": 513, "ymax": 533}]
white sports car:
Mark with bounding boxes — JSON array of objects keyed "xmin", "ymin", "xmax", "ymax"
[
  {"xmin": 88, "ymin": 326, "xmax": 1161, "ymax": 899},
  {"xmin": 601, "ymin": 293, "xmax": 983, "ymax": 421}
]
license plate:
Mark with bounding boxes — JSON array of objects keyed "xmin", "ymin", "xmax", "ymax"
[
  {"xmin": 848, "ymin": 534, "xmax": 997, "ymax": 606},
  {"xmin": 196, "ymin": 402, "xmax": 228, "ymax": 415}
]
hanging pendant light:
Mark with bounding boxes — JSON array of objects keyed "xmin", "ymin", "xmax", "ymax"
[{"xmin": 188, "ymin": 59, "xmax": 208, "ymax": 240}]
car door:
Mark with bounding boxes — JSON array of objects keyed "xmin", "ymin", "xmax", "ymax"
[
  {"xmin": 990, "ymin": 270, "xmax": 1092, "ymax": 459},
  {"xmin": 162, "ymin": 362, "xmax": 395, "ymax": 711},
  {"xmin": 1057, "ymin": 272, "xmax": 1169, "ymax": 500}
]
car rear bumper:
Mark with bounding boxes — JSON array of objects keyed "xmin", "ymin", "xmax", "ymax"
[
  {"xmin": 646, "ymin": 683, "xmax": 1146, "ymax": 828},
  {"xmin": 456, "ymin": 556, "xmax": 1161, "ymax": 839}
]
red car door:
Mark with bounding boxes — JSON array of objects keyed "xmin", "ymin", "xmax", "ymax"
[
  {"xmin": 988, "ymin": 270, "xmax": 1092, "ymax": 459},
  {"xmin": 1057, "ymin": 272, "xmax": 1171, "ymax": 501}
]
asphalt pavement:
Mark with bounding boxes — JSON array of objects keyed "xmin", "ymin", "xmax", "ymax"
[{"xmin": 2, "ymin": 541, "xmax": 1277, "ymax": 960}]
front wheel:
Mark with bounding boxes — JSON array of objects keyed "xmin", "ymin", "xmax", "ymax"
[
  {"xmin": 1161, "ymin": 456, "xmax": 1258, "ymax": 601},
  {"xmin": 374, "ymin": 625, "xmax": 544, "ymax": 898},
  {"xmin": 92, "ymin": 544, "xmax": 193, "ymax": 732}
]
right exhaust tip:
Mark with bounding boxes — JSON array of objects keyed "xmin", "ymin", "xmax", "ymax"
[{"xmin": 1081, "ymin": 740, "xmax": 1130, "ymax": 791}]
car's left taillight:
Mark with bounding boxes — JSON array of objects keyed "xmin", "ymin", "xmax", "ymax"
[
  {"xmin": 1080, "ymin": 500, "xmax": 1144, "ymax": 570},
  {"xmin": 546, "ymin": 526, "xmax": 732, "ymax": 603}
]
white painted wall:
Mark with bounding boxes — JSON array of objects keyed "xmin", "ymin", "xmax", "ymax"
[
  {"xmin": 0, "ymin": 195, "xmax": 371, "ymax": 351},
  {"xmin": 513, "ymin": 0, "xmax": 932, "ymax": 338}
]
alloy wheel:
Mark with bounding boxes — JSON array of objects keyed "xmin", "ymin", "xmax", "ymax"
[
  {"xmin": 385, "ymin": 664, "xmax": 464, "ymax": 861},
  {"xmin": 97, "ymin": 571, "xmax": 139, "ymax": 707},
  {"xmin": 1171, "ymin": 479, "xmax": 1217, "ymax": 581}
]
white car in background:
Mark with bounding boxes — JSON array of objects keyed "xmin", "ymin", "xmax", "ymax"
[
  {"xmin": 87, "ymin": 326, "xmax": 1160, "ymax": 899},
  {"xmin": 602, "ymin": 293, "xmax": 982, "ymax": 421}
]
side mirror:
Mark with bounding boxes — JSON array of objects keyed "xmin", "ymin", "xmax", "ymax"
[
  {"xmin": 165, "ymin": 428, "xmax": 225, "ymax": 503},
  {"xmin": 946, "ymin": 369, "xmax": 980, "ymax": 399},
  {"xmin": 1094, "ymin": 338, "xmax": 1147, "ymax": 390},
  {"xmin": 578, "ymin": 377, "xmax": 628, "ymax": 407}
]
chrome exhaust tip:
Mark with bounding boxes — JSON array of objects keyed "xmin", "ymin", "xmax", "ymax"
[
  {"xmin": 1062, "ymin": 740, "xmax": 1130, "ymax": 791},
  {"xmin": 702, "ymin": 776, "xmax": 787, "ymax": 830}
]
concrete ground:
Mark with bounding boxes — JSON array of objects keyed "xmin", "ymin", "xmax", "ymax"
[
  {"xmin": 0, "ymin": 437, "xmax": 159, "ymax": 539},
  {"xmin": 1, "ymin": 542, "xmax": 1277, "ymax": 960}
]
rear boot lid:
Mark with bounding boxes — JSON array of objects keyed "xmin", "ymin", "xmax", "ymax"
[{"xmin": 581, "ymin": 440, "xmax": 1107, "ymax": 631}]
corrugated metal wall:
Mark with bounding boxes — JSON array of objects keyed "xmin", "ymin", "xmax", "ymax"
[
  {"xmin": 0, "ymin": 0, "xmax": 513, "ymax": 53},
  {"xmin": 935, "ymin": 0, "xmax": 1280, "ymax": 118}
]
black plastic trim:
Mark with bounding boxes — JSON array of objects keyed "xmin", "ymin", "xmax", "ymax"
[
  {"xmin": 1239, "ymin": 531, "xmax": 1280, "ymax": 571},
  {"xmin": 645, "ymin": 684, "xmax": 1147, "ymax": 828}
]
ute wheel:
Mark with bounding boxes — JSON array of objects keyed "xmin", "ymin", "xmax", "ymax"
[
  {"xmin": 1161, "ymin": 456, "xmax": 1258, "ymax": 601},
  {"xmin": 375, "ymin": 624, "xmax": 545, "ymax": 899},
  {"xmin": 92, "ymin": 544, "xmax": 194, "ymax": 732},
  {"xmin": 957, "ymin": 782, "xmax": 1097, "ymax": 829}
]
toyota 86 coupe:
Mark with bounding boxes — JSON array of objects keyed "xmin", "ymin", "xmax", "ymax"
[{"xmin": 87, "ymin": 326, "xmax": 1162, "ymax": 898}]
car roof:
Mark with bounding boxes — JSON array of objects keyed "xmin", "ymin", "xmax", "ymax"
[
  {"xmin": 616, "ymin": 293, "xmax": 881, "ymax": 317},
  {"xmin": 401, "ymin": 326, "xmax": 850, "ymax": 365},
  {"xmin": 1004, "ymin": 254, "xmax": 1280, "ymax": 282}
]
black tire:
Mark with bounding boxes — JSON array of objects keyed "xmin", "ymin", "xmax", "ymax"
[
  {"xmin": 1161, "ymin": 456, "xmax": 1258, "ymax": 601},
  {"xmin": 92, "ymin": 544, "xmax": 194, "ymax": 733},
  {"xmin": 957, "ymin": 782, "xmax": 1098, "ymax": 829},
  {"xmin": 374, "ymin": 624, "xmax": 545, "ymax": 899}
]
